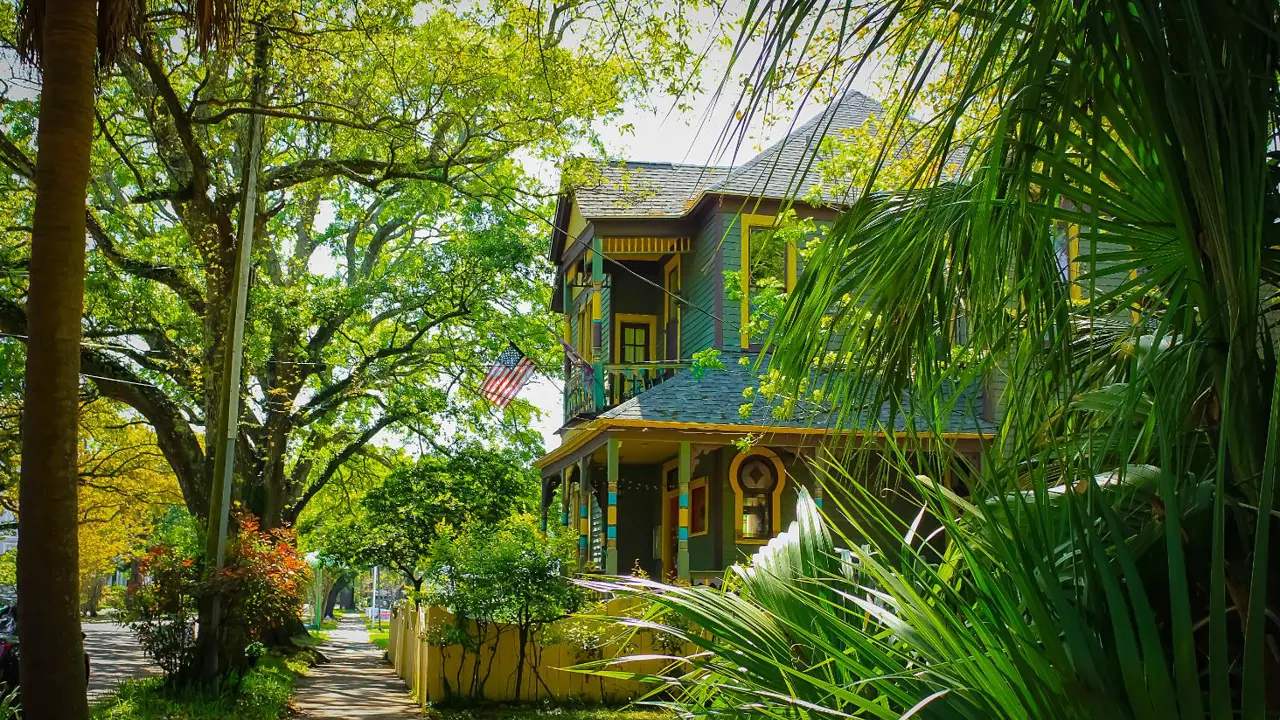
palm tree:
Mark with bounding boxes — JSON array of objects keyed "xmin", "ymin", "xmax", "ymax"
[
  {"xmin": 15, "ymin": 2, "xmax": 232, "ymax": 715},
  {"xmin": 591, "ymin": 0, "xmax": 1280, "ymax": 716}
]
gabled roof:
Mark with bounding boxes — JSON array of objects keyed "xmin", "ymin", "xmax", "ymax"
[
  {"xmin": 569, "ymin": 91, "xmax": 883, "ymax": 222},
  {"xmin": 709, "ymin": 91, "xmax": 883, "ymax": 204},
  {"xmin": 574, "ymin": 162, "xmax": 731, "ymax": 219},
  {"xmin": 595, "ymin": 357, "xmax": 997, "ymax": 435}
]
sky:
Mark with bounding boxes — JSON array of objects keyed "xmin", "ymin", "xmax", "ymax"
[{"xmin": 523, "ymin": 57, "xmax": 880, "ymax": 452}]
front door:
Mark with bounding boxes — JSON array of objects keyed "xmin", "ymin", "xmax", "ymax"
[
  {"xmin": 664, "ymin": 258, "xmax": 681, "ymax": 362},
  {"xmin": 662, "ymin": 465, "xmax": 680, "ymax": 579}
]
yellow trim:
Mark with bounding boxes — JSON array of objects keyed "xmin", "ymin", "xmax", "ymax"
[
  {"xmin": 663, "ymin": 254, "xmax": 682, "ymax": 359},
  {"xmin": 533, "ymin": 419, "xmax": 988, "ymax": 469},
  {"xmin": 728, "ymin": 447, "xmax": 787, "ymax": 542},
  {"xmin": 612, "ymin": 314, "xmax": 658, "ymax": 363},
  {"xmin": 689, "ymin": 477, "xmax": 709, "ymax": 537},
  {"xmin": 739, "ymin": 214, "xmax": 797, "ymax": 348},
  {"xmin": 602, "ymin": 237, "xmax": 691, "ymax": 255}
]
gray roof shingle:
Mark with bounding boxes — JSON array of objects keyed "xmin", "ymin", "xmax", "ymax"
[
  {"xmin": 574, "ymin": 162, "xmax": 731, "ymax": 218},
  {"xmin": 708, "ymin": 91, "xmax": 882, "ymax": 204},
  {"xmin": 596, "ymin": 357, "xmax": 996, "ymax": 435},
  {"xmin": 571, "ymin": 91, "xmax": 883, "ymax": 220}
]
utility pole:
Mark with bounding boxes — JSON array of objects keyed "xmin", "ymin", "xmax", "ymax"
[
  {"xmin": 199, "ymin": 23, "xmax": 270, "ymax": 681},
  {"xmin": 371, "ymin": 566, "xmax": 380, "ymax": 630}
]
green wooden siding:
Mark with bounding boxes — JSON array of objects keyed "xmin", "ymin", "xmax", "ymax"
[{"xmin": 681, "ymin": 213, "xmax": 722, "ymax": 354}]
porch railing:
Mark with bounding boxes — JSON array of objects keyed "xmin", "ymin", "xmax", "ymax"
[
  {"xmin": 607, "ymin": 362, "xmax": 688, "ymax": 406},
  {"xmin": 563, "ymin": 361, "xmax": 690, "ymax": 421}
]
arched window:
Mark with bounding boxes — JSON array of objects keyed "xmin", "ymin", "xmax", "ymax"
[{"xmin": 729, "ymin": 448, "xmax": 787, "ymax": 542}]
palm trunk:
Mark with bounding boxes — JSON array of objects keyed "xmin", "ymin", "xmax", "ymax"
[{"xmin": 17, "ymin": 0, "xmax": 96, "ymax": 717}]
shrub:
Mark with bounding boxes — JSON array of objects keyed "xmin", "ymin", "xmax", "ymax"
[
  {"xmin": 423, "ymin": 515, "xmax": 583, "ymax": 701},
  {"xmin": 101, "ymin": 585, "xmax": 129, "ymax": 614},
  {"xmin": 207, "ymin": 513, "xmax": 310, "ymax": 669},
  {"xmin": 125, "ymin": 513, "xmax": 310, "ymax": 680},
  {"xmin": 126, "ymin": 545, "xmax": 201, "ymax": 679}
]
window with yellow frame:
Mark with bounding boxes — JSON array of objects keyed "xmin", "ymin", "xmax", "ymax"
[
  {"xmin": 740, "ymin": 214, "xmax": 799, "ymax": 348},
  {"xmin": 728, "ymin": 447, "xmax": 787, "ymax": 542}
]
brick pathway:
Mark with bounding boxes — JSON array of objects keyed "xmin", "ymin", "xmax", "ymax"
[{"xmin": 294, "ymin": 615, "xmax": 420, "ymax": 718}]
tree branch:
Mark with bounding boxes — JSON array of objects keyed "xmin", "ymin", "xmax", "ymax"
[
  {"xmin": 85, "ymin": 211, "xmax": 207, "ymax": 315},
  {"xmin": 285, "ymin": 412, "xmax": 402, "ymax": 522}
]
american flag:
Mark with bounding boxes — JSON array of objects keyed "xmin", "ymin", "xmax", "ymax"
[{"xmin": 480, "ymin": 344, "xmax": 535, "ymax": 407}]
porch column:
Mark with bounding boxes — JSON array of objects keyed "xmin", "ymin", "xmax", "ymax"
[
  {"xmin": 578, "ymin": 458, "xmax": 590, "ymax": 570},
  {"xmin": 590, "ymin": 236, "xmax": 604, "ymax": 410},
  {"xmin": 677, "ymin": 441, "xmax": 690, "ymax": 580},
  {"xmin": 605, "ymin": 438, "xmax": 619, "ymax": 574},
  {"xmin": 540, "ymin": 477, "xmax": 548, "ymax": 532},
  {"xmin": 812, "ymin": 483, "xmax": 823, "ymax": 510},
  {"xmin": 559, "ymin": 468, "xmax": 569, "ymax": 528}
]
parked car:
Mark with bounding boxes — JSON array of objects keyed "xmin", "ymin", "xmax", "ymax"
[{"xmin": 0, "ymin": 604, "xmax": 90, "ymax": 694}]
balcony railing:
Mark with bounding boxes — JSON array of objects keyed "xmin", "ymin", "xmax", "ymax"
[{"xmin": 564, "ymin": 361, "xmax": 690, "ymax": 421}]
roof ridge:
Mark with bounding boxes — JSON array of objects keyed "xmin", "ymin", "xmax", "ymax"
[{"xmin": 709, "ymin": 90, "xmax": 877, "ymax": 193}]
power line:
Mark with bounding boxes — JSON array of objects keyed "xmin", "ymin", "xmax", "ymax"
[{"xmin": 452, "ymin": 164, "xmax": 734, "ymax": 331}]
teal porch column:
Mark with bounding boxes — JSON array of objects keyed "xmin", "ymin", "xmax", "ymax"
[
  {"xmin": 677, "ymin": 441, "xmax": 690, "ymax": 580},
  {"xmin": 605, "ymin": 438, "xmax": 619, "ymax": 574}
]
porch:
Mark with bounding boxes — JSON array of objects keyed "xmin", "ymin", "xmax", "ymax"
[{"xmin": 537, "ymin": 424, "xmax": 988, "ymax": 581}]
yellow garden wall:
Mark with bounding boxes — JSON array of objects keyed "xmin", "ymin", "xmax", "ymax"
[{"xmin": 386, "ymin": 599, "xmax": 676, "ymax": 707}]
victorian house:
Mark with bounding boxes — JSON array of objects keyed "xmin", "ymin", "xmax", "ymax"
[{"xmin": 535, "ymin": 92, "xmax": 996, "ymax": 582}]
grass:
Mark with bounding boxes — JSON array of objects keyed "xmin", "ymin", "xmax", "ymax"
[
  {"xmin": 90, "ymin": 652, "xmax": 310, "ymax": 720},
  {"xmin": 362, "ymin": 613, "xmax": 389, "ymax": 650},
  {"xmin": 427, "ymin": 708, "xmax": 668, "ymax": 720}
]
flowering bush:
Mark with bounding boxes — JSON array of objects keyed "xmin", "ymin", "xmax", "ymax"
[
  {"xmin": 127, "ymin": 544, "xmax": 201, "ymax": 678},
  {"xmin": 126, "ymin": 513, "xmax": 310, "ymax": 680},
  {"xmin": 209, "ymin": 513, "xmax": 310, "ymax": 668}
]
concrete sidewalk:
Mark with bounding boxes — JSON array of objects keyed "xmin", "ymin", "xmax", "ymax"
[{"xmin": 294, "ymin": 615, "xmax": 420, "ymax": 718}]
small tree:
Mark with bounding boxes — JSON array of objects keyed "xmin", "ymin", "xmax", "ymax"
[
  {"xmin": 310, "ymin": 445, "xmax": 539, "ymax": 595},
  {"xmin": 486, "ymin": 516, "xmax": 582, "ymax": 700},
  {"xmin": 423, "ymin": 515, "xmax": 582, "ymax": 702}
]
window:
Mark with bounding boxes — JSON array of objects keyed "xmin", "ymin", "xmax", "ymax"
[
  {"xmin": 740, "ymin": 215, "xmax": 797, "ymax": 348},
  {"xmin": 729, "ymin": 448, "xmax": 787, "ymax": 542},
  {"xmin": 690, "ymin": 478, "xmax": 708, "ymax": 536},
  {"xmin": 749, "ymin": 226, "xmax": 785, "ymax": 296},
  {"xmin": 620, "ymin": 323, "xmax": 650, "ymax": 363}
]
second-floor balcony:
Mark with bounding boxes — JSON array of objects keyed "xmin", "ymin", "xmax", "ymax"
[{"xmin": 564, "ymin": 360, "xmax": 690, "ymax": 422}]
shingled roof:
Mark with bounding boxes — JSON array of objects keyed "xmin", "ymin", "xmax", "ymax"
[
  {"xmin": 595, "ymin": 357, "xmax": 996, "ymax": 435},
  {"xmin": 572, "ymin": 91, "xmax": 883, "ymax": 220},
  {"xmin": 573, "ymin": 162, "xmax": 731, "ymax": 218}
]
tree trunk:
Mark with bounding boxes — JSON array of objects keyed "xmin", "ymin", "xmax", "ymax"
[
  {"xmin": 323, "ymin": 575, "xmax": 349, "ymax": 619},
  {"xmin": 17, "ymin": 1, "xmax": 95, "ymax": 717}
]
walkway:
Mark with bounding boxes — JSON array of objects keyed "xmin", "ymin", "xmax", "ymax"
[
  {"xmin": 83, "ymin": 620, "xmax": 159, "ymax": 702},
  {"xmin": 294, "ymin": 615, "xmax": 420, "ymax": 718}
]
